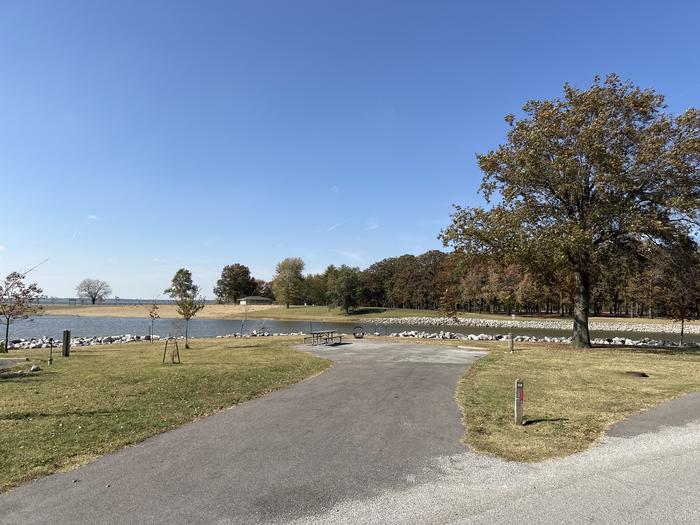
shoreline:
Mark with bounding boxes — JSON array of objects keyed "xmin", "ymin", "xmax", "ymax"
[
  {"xmin": 37, "ymin": 306, "xmax": 697, "ymax": 335},
  {"xmin": 6, "ymin": 329, "xmax": 700, "ymax": 350}
]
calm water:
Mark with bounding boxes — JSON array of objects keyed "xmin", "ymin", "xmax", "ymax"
[{"xmin": 7, "ymin": 315, "xmax": 697, "ymax": 344}]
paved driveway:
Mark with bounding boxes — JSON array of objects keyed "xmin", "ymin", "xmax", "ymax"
[{"xmin": 0, "ymin": 340, "xmax": 485, "ymax": 524}]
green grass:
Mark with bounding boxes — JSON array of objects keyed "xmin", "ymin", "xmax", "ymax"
[
  {"xmin": 0, "ymin": 337, "xmax": 330, "ymax": 491},
  {"xmin": 457, "ymin": 344, "xmax": 700, "ymax": 461},
  {"xmin": 246, "ymin": 305, "xmax": 460, "ymax": 321}
]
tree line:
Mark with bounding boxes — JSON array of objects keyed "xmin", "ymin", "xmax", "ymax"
[{"xmin": 214, "ymin": 245, "xmax": 700, "ymax": 330}]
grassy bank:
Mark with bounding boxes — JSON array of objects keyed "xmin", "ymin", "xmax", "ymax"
[
  {"xmin": 457, "ymin": 344, "xmax": 700, "ymax": 461},
  {"xmin": 0, "ymin": 337, "xmax": 330, "ymax": 491},
  {"xmin": 42, "ymin": 303, "xmax": 696, "ymax": 327}
]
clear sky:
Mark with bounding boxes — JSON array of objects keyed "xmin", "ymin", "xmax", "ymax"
[{"xmin": 1, "ymin": 0, "xmax": 699, "ymax": 298}]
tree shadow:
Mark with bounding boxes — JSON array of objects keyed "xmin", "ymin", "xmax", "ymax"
[
  {"xmin": 0, "ymin": 371, "xmax": 44, "ymax": 383},
  {"xmin": 1, "ymin": 408, "xmax": 114, "ymax": 421},
  {"xmin": 591, "ymin": 345, "xmax": 699, "ymax": 356},
  {"xmin": 523, "ymin": 418, "xmax": 569, "ymax": 426},
  {"xmin": 348, "ymin": 307, "xmax": 387, "ymax": 316}
]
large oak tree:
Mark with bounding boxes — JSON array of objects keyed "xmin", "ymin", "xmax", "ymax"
[
  {"xmin": 76, "ymin": 278, "xmax": 112, "ymax": 305},
  {"xmin": 441, "ymin": 75, "xmax": 700, "ymax": 347}
]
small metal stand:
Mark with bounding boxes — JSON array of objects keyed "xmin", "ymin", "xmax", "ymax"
[{"xmin": 162, "ymin": 337, "xmax": 181, "ymax": 364}]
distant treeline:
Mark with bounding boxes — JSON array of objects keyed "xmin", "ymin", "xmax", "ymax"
[{"xmin": 220, "ymin": 245, "xmax": 700, "ymax": 319}]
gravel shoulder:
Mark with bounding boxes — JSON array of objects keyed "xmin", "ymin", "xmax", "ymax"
[{"xmin": 289, "ymin": 394, "xmax": 700, "ymax": 525}]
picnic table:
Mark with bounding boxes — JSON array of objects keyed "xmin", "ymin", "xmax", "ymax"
[{"xmin": 304, "ymin": 330, "xmax": 343, "ymax": 346}]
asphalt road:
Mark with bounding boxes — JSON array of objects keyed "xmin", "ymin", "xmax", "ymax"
[
  {"xmin": 0, "ymin": 340, "xmax": 485, "ymax": 524},
  {"xmin": 2, "ymin": 341, "xmax": 698, "ymax": 524}
]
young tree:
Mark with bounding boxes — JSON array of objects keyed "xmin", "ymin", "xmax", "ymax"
[
  {"xmin": 213, "ymin": 264, "xmax": 257, "ymax": 303},
  {"xmin": 176, "ymin": 295, "xmax": 205, "ymax": 349},
  {"xmin": 0, "ymin": 272, "xmax": 43, "ymax": 352},
  {"xmin": 271, "ymin": 258, "xmax": 305, "ymax": 308},
  {"xmin": 164, "ymin": 268, "xmax": 204, "ymax": 348},
  {"xmin": 76, "ymin": 278, "xmax": 112, "ymax": 305},
  {"xmin": 326, "ymin": 265, "xmax": 360, "ymax": 313},
  {"xmin": 441, "ymin": 75, "xmax": 700, "ymax": 347},
  {"xmin": 148, "ymin": 302, "xmax": 160, "ymax": 344}
]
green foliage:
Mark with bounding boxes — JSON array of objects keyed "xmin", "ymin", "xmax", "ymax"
[
  {"xmin": 304, "ymin": 273, "xmax": 329, "ymax": 306},
  {"xmin": 176, "ymin": 295, "xmax": 205, "ymax": 321},
  {"xmin": 271, "ymin": 258, "xmax": 305, "ymax": 308},
  {"xmin": 213, "ymin": 264, "xmax": 257, "ymax": 303},
  {"xmin": 164, "ymin": 268, "xmax": 197, "ymax": 299},
  {"xmin": 164, "ymin": 268, "xmax": 205, "ymax": 347},
  {"xmin": 442, "ymin": 74, "xmax": 700, "ymax": 346},
  {"xmin": 326, "ymin": 265, "xmax": 361, "ymax": 313}
]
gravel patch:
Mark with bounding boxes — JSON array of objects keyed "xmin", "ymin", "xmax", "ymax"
[{"xmin": 285, "ymin": 419, "xmax": 700, "ymax": 524}]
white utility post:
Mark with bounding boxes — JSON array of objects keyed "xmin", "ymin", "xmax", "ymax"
[{"xmin": 515, "ymin": 378, "xmax": 524, "ymax": 425}]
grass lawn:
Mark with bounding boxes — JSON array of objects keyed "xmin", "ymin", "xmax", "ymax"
[
  {"xmin": 246, "ymin": 305, "xmax": 450, "ymax": 321},
  {"xmin": 457, "ymin": 344, "xmax": 700, "ymax": 461},
  {"xmin": 0, "ymin": 337, "xmax": 330, "ymax": 492}
]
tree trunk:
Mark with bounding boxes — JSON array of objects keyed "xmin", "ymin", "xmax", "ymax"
[
  {"xmin": 572, "ymin": 269, "xmax": 592, "ymax": 348},
  {"xmin": 2, "ymin": 320, "xmax": 9, "ymax": 353},
  {"xmin": 91, "ymin": 296, "xmax": 96, "ymax": 305},
  {"xmin": 680, "ymin": 318, "xmax": 685, "ymax": 346},
  {"xmin": 185, "ymin": 319, "xmax": 190, "ymax": 349}
]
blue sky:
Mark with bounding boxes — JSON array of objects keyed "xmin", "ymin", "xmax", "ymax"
[{"xmin": 1, "ymin": 0, "xmax": 699, "ymax": 298}]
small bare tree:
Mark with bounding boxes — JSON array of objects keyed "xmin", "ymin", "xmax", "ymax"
[
  {"xmin": 148, "ymin": 302, "xmax": 160, "ymax": 343},
  {"xmin": 0, "ymin": 272, "xmax": 43, "ymax": 352},
  {"xmin": 76, "ymin": 278, "xmax": 112, "ymax": 305}
]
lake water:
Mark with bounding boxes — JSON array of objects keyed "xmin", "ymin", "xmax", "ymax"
[{"xmin": 7, "ymin": 315, "xmax": 697, "ymax": 344}]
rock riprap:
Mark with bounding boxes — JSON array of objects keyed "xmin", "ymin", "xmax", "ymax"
[
  {"xmin": 367, "ymin": 316, "xmax": 699, "ymax": 334},
  {"xmin": 6, "ymin": 334, "xmax": 162, "ymax": 350},
  {"xmin": 6, "ymin": 331, "xmax": 309, "ymax": 349},
  {"xmin": 387, "ymin": 330, "xmax": 698, "ymax": 347}
]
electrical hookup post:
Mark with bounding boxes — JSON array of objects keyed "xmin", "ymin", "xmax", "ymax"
[{"xmin": 515, "ymin": 378, "xmax": 524, "ymax": 425}]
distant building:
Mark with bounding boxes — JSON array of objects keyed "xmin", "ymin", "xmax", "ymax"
[{"xmin": 239, "ymin": 296, "xmax": 274, "ymax": 305}]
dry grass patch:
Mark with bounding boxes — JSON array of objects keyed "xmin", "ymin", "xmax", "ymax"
[
  {"xmin": 42, "ymin": 303, "xmax": 279, "ymax": 319},
  {"xmin": 457, "ymin": 344, "xmax": 700, "ymax": 461},
  {"xmin": 0, "ymin": 337, "xmax": 330, "ymax": 491}
]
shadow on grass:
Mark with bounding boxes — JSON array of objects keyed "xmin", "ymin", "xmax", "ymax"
[
  {"xmin": 1, "ymin": 409, "xmax": 115, "ymax": 421},
  {"xmin": 590, "ymin": 345, "xmax": 699, "ymax": 356},
  {"xmin": 523, "ymin": 418, "xmax": 569, "ymax": 426},
  {"xmin": 348, "ymin": 307, "xmax": 387, "ymax": 315},
  {"xmin": 0, "ymin": 372, "xmax": 45, "ymax": 383}
]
